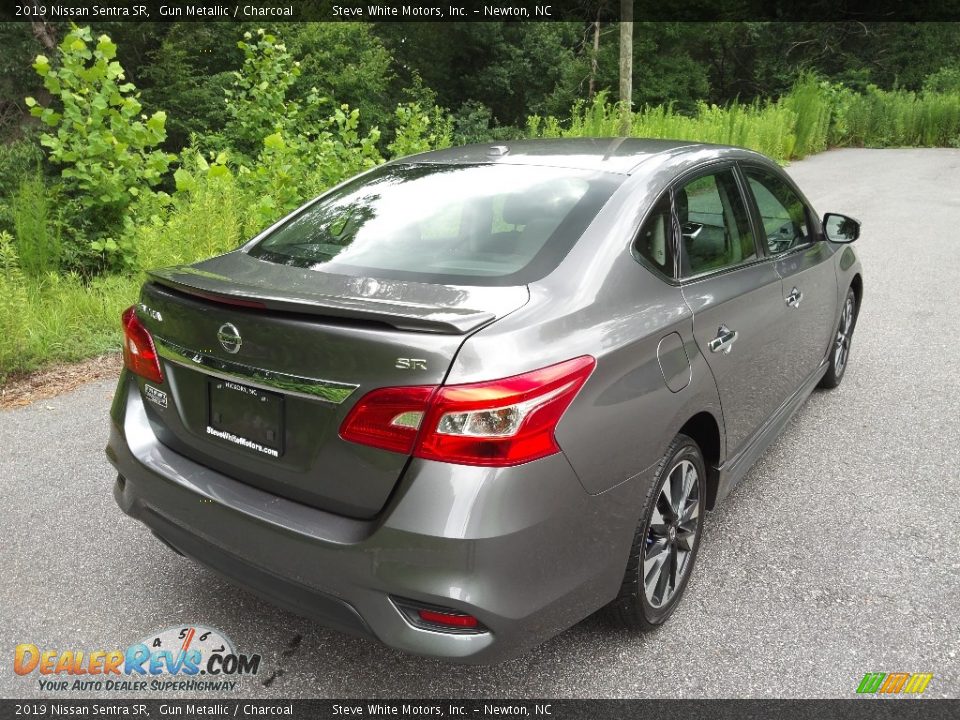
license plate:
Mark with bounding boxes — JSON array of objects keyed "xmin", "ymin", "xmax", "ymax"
[{"xmin": 207, "ymin": 380, "xmax": 284, "ymax": 458}]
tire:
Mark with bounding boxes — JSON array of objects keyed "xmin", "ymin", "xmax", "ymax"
[
  {"xmin": 820, "ymin": 287, "xmax": 857, "ymax": 389},
  {"xmin": 604, "ymin": 433, "xmax": 706, "ymax": 630}
]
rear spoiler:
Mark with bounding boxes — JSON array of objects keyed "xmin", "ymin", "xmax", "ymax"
[{"xmin": 146, "ymin": 271, "xmax": 497, "ymax": 335}]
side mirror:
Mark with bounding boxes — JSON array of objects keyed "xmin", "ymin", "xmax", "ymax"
[{"xmin": 823, "ymin": 213, "xmax": 861, "ymax": 243}]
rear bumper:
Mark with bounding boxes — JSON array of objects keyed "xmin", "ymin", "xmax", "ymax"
[{"xmin": 106, "ymin": 372, "xmax": 653, "ymax": 663}]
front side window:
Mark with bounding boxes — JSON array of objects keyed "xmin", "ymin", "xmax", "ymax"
[
  {"xmin": 677, "ymin": 169, "xmax": 755, "ymax": 278},
  {"xmin": 248, "ymin": 163, "xmax": 622, "ymax": 286},
  {"xmin": 744, "ymin": 168, "xmax": 812, "ymax": 255}
]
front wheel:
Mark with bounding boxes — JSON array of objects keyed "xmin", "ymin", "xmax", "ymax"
[
  {"xmin": 820, "ymin": 287, "xmax": 857, "ymax": 389},
  {"xmin": 604, "ymin": 434, "xmax": 706, "ymax": 630}
]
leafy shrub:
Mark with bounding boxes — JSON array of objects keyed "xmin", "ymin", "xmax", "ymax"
[
  {"xmin": 452, "ymin": 101, "xmax": 494, "ymax": 145},
  {"xmin": 25, "ymin": 27, "xmax": 175, "ymax": 272},
  {"xmin": 924, "ymin": 67, "xmax": 960, "ymax": 94},
  {"xmin": 0, "ymin": 137, "xmax": 44, "ymax": 197},
  {"xmin": 219, "ymin": 30, "xmax": 385, "ymax": 224},
  {"xmin": 139, "ymin": 25, "xmax": 241, "ymax": 150},
  {"xmin": 387, "ymin": 103, "xmax": 453, "ymax": 158},
  {"xmin": 286, "ymin": 23, "xmax": 396, "ymax": 135},
  {"xmin": 138, "ymin": 150, "xmax": 248, "ymax": 270},
  {"xmin": 251, "ymin": 104, "xmax": 383, "ymax": 221},
  {"xmin": 224, "ymin": 30, "xmax": 303, "ymax": 159}
]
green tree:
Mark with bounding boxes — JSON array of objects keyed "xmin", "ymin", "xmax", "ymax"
[
  {"xmin": 139, "ymin": 23, "xmax": 242, "ymax": 149},
  {"xmin": 0, "ymin": 24, "xmax": 47, "ymax": 139},
  {"xmin": 25, "ymin": 27, "xmax": 174, "ymax": 266},
  {"xmin": 286, "ymin": 23, "xmax": 396, "ymax": 134},
  {"xmin": 374, "ymin": 22, "xmax": 584, "ymax": 127},
  {"xmin": 26, "ymin": 25, "xmax": 174, "ymax": 268},
  {"xmin": 223, "ymin": 29, "xmax": 303, "ymax": 158}
]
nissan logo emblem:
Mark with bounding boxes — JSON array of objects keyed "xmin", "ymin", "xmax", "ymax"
[{"xmin": 217, "ymin": 323, "xmax": 242, "ymax": 354}]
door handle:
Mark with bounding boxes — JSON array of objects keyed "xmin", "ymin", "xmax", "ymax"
[
  {"xmin": 785, "ymin": 287, "xmax": 803, "ymax": 308},
  {"xmin": 708, "ymin": 325, "xmax": 738, "ymax": 354}
]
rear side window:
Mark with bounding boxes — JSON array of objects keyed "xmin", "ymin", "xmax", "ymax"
[
  {"xmin": 633, "ymin": 194, "xmax": 673, "ymax": 276},
  {"xmin": 249, "ymin": 163, "xmax": 622, "ymax": 286},
  {"xmin": 677, "ymin": 170, "xmax": 755, "ymax": 278},
  {"xmin": 744, "ymin": 168, "xmax": 812, "ymax": 254}
]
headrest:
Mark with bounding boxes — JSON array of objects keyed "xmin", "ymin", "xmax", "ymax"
[
  {"xmin": 675, "ymin": 188, "xmax": 688, "ymax": 221},
  {"xmin": 503, "ymin": 184, "xmax": 569, "ymax": 226}
]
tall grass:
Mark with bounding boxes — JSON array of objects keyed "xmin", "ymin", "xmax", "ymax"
[
  {"xmin": 531, "ymin": 90, "xmax": 806, "ymax": 163},
  {"xmin": 835, "ymin": 86, "xmax": 960, "ymax": 147},
  {"xmin": 136, "ymin": 174, "xmax": 255, "ymax": 271},
  {"xmin": 11, "ymin": 174, "xmax": 61, "ymax": 276},
  {"xmin": 784, "ymin": 74, "xmax": 832, "ymax": 156},
  {"xmin": 0, "ymin": 231, "xmax": 136, "ymax": 378},
  {"xmin": 530, "ymin": 76, "xmax": 960, "ymax": 162},
  {"xmin": 15, "ymin": 273, "xmax": 137, "ymax": 370},
  {"xmin": 0, "ymin": 232, "xmax": 30, "ymax": 376},
  {"xmin": 0, "ymin": 157, "xmax": 286, "ymax": 378}
]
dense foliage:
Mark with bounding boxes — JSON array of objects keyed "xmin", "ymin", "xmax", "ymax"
[{"xmin": 1, "ymin": 20, "xmax": 960, "ymax": 378}]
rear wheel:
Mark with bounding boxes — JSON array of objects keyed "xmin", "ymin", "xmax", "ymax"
[
  {"xmin": 604, "ymin": 434, "xmax": 705, "ymax": 630},
  {"xmin": 820, "ymin": 287, "xmax": 857, "ymax": 389}
]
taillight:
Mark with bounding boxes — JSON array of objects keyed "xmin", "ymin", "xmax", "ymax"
[
  {"xmin": 339, "ymin": 356, "xmax": 595, "ymax": 467},
  {"xmin": 121, "ymin": 306, "xmax": 163, "ymax": 384},
  {"xmin": 339, "ymin": 385, "xmax": 435, "ymax": 454}
]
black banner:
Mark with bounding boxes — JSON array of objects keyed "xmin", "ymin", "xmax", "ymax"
[
  {"xmin": 3, "ymin": 0, "xmax": 960, "ymax": 23},
  {"xmin": 2, "ymin": 700, "xmax": 960, "ymax": 720}
]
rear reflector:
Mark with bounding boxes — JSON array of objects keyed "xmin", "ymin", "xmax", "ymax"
[
  {"xmin": 121, "ymin": 306, "xmax": 163, "ymax": 384},
  {"xmin": 417, "ymin": 609, "xmax": 480, "ymax": 629},
  {"xmin": 340, "ymin": 356, "xmax": 595, "ymax": 466},
  {"xmin": 392, "ymin": 597, "xmax": 486, "ymax": 634}
]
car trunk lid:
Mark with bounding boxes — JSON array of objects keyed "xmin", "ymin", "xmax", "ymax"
[{"xmin": 134, "ymin": 251, "xmax": 528, "ymax": 518}]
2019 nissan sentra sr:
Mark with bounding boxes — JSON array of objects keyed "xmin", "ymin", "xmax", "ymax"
[{"xmin": 106, "ymin": 139, "xmax": 863, "ymax": 663}]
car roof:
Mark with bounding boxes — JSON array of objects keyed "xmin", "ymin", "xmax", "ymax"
[{"xmin": 395, "ymin": 138, "xmax": 757, "ymax": 175}]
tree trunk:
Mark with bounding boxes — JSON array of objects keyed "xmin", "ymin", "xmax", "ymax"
[
  {"xmin": 30, "ymin": 0, "xmax": 57, "ymax": 51},
  {"xmin": 588, "ymin": 9, "xmax": 602, "ymax": 99},
  {"xmin": 618, "ymin": 0, "xmax": 633, "ymax": 136}
]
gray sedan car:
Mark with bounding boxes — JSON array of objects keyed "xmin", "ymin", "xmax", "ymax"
[{"xmin": 107, "ymin": 139, "xmax": 863, "ymax": 663}]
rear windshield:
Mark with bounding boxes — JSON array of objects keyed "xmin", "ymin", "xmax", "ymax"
[{"xmin": 248, "ymin": 163, "xmax": 623, "ymax": 286}]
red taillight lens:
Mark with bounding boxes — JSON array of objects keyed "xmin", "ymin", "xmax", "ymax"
[
  {"xmin": 340, "ymin": 356, "xmax": 595, "ymax": 467},
  {"xmin": 392, "ymin": 597, "xmax": 486, "ymax": 633},
  {"xmin": 339, "ymin": 385, "xmax": 435, "ymax": 454},
  {"xmin": 416, "ymin": 355, "xmax": 595, "ymax": 466},
  {"xmin": 121, "ymin": 306, "xmax": 163, "ymax": 384},
  {"xmin": 416, "ymin": 609, "xmax": 479, "ymax": 629}
]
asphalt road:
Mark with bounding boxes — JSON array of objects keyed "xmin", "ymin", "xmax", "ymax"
[{"xmin": 2, "ymin": 149, "xmax": 959, "ymax": 700}]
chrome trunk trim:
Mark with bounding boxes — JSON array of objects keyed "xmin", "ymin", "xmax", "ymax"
[{"xmin": 154, "ymin": 336, "xmax": 358, "ymax": 405}]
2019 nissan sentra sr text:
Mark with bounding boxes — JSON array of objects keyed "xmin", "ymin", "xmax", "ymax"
[{"xmin": 106, "ymin": 138, "xmax": 863, "ymax": 663}]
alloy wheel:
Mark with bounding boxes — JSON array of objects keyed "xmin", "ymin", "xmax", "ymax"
[
  {"xmin": 643, "ymin": 459, "xmax": 701, "ymax": 608},
  {"xmin": 834, "ymin": 296, "xmax": 855, "ymax": 376}
]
